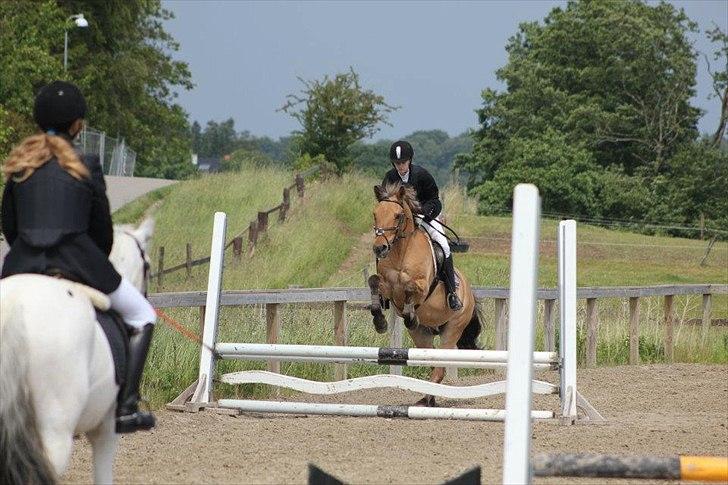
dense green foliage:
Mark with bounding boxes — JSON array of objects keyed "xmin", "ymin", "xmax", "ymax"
[
  {"xmin": 457, "ymin": 0, "xmax": 727, "ymax": 236},
  {"xmin": 279, "ymin": 68, "xmax": 397, "ymax": 172},
  {"xmin": 0, "ymin": 0, "xmax": 195, "ymax": 178},
  {"xmin": 350, "ymin": 129, "xmax": 473, "ymax": 186},
  {"xmin": 191, "ymin": 117, "xmax": 295, "ymax": 165}
]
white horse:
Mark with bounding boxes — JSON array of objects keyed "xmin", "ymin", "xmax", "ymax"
[{"xmin": 0, "ymin": 218, "xmax": 154, "ymax": 484}]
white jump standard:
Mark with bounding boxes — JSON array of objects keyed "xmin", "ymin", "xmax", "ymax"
[{"xmin": 170, "ymin": 185, "xmax": 601, "ymax": 424}]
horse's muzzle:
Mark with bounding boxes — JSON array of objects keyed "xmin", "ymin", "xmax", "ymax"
[{"xmin": 373, "ymin": 244, "xmax": 389, "ymax": 258}]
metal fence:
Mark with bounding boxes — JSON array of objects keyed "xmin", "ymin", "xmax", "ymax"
[{"xmin": 76, "ymin": 125, "xmax": 136, "ymax": 176}]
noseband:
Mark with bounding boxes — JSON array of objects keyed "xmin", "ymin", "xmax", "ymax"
[
  {"xmin": 123, "ymin": 231, "xmax": 151, "ymax": 297},
  {"xmin": 373, "ymin": 199, "xmax": 413, "ymax": 253}
]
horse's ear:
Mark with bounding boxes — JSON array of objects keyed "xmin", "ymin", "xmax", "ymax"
[
  {"xmin": 374, "ymin": 185, "xmax": 385, "ymax": 201},
  {"xmin": 133, "ymin": 217, "xmax": 155, "ymax": 248}
]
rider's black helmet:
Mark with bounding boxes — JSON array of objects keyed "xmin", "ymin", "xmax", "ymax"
[
  {"xmin": 389, "ymin": 140, "xmax": 414, "ymax": 164},
  {"xmin": 33, "ymin": 80, "xmax": 87, "ymax": 133}
]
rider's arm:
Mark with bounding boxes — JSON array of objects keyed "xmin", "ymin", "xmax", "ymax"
[
  {"xmin": 83, "ymin": 154, "xmax": 114, "ymax": 255},
  {"xmin": 1, "ymin": 180, "xmax": 18, "ymax": 245},
  {"xmin": 419, "ymin": 170, "xmax": 442, "ymax": 221}
]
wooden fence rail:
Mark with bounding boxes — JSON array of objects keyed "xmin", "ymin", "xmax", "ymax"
[
  {"xmin": 150, "ymin": 166, "xmax": 319, "ymax": 288},
  {"xmin": 148, "ymin": 283, "xmax": 727, "ymax": 376}
]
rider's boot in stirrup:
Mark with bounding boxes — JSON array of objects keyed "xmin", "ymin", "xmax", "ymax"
[
  {"xmin": 116, "ymin": 323, "xmax": 156, "ymax": 433},
  {"xmin": 443, "ymin": 255, "xmax": 463, "ymax": 311}
]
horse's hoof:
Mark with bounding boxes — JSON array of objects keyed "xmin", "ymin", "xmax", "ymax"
[
  {"xmin": 373, "ymin": 314, "xmax": 388, "ymax": 334},
  {"xmin": 414, "ymin": 396, "xmax": 436, "ymax": 407}
]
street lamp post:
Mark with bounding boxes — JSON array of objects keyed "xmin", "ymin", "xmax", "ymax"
[{"xmin": 64, "ymin": 14, "xmax": 88, "ymax": 72}]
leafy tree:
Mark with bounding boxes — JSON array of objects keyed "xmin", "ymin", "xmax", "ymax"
[
  {"xmin": 0, "ymin": 0, "xmax": 195, "ymax": 179},
  {"xmin": 458, "ymin": 0, "xmax": 702, "ymax": 223},
  {"xmin": 705, "ymin": 25, "xmax": 728, "ymax": 147},
  {"xmin": 279, "ymin": 68, "xmax": 398, "ymax": 173}
]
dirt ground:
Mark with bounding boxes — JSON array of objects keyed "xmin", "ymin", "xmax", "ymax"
[{"xmin": 63, "ymin": 364, "xmax": 727, "ymax": 485}]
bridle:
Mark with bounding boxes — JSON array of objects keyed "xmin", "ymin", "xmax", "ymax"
[
  {"xmin": 124, "ymin": 231, "xmax": 150, "ymax": 297},
  {"xmin": 373, "ymin": 199, "xmax": 414, "ymax": 254}
]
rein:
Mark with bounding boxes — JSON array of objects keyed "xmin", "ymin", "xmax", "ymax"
[
  {"xmin": 373, "ymin": 199, "xmax": 416, "ymax": 253},
  {"xmin": 123, "ymin": 231, "xmax": 151, "ymax": 297}
]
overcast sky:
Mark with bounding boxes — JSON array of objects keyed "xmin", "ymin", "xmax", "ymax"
[{"xmin": 163, "ymin": 0, "xmax": 727, "ymax": 141}]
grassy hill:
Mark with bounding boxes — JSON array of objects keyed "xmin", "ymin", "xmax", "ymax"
[{"xmin": 112, "ymin": 166, "xmax": 727, "ymax": 406}]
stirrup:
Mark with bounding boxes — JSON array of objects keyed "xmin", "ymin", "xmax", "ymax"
[{"xmin": 116, "ymin": 409, "xmax": 156, "ymax": 433}]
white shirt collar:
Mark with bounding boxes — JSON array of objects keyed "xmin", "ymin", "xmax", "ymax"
[{"xmin": 399, "ymin": 171, "xmax": 410, "ymax": 183}]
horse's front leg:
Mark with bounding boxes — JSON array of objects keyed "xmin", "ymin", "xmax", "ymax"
[
  {"xmin": 368, "ymin": 275, "xmax": 388, "ymax": 334},
  {"xmin": 86, "ymin": 408, "xmax": 119, "ymax": 484},
  {"xmin": 402, "ymin": 279, "xmax": 424, "ymax": 329},
  {"xmin": 408, "ymin": 325, "xmax": 440, "ymax": 407}
]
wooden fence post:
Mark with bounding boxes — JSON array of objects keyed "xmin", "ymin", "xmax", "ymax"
[
  {"xmin": 333, "ymin": 301, "xmax": 348, "ymax": 380},
  {"xmin": 701, "ymin": 293, "xmax": 712, "ymax": 343},
  {"xmin": 257, "ymin": 211, "xmax": 268, "ymax": 233},
  {"xmin": 280, "ymin": 188, "xmax": 290, "ymax": 222},
  {"xmin": 248, "ymin": 221, "xmax": 257, "ymax": 256},
  {"xmin": 156, "ymin": 246, "xmax": 165, "ymax": 291},
  {"xmin": 185, "ymin": 243, "xmax": 192, "ymax": 278},
  {"xmin": 266, "ymin": 303, "xmax": 281, "ymax": 375},
  {"xmin": 199, "ymin": 306, "xmax": 206, "ymax": 337},
  {"xmin": 664, "ymin": 295, "xmax": 674, "ymax": 362},
  {"xmin": 586, "ymin": 298, "xmax": 598, "ymax": 367},
  {"xmin": 232, "ymin": 236, "xmax": 243, "ymax": 260},
  {"xmin": 495, "ymin": 298, "xmax": 508, "ymax": 350},
  {"xmin": 629, "ymin": 297, "xmax": 640, "ymax": 365},
  {"xmin": 295, "ymin": 174, "xmax": 304, "ymax": 198},
  {"xmin": 542, "ymin": 299, "xmax": 555, "ymax": 352}
]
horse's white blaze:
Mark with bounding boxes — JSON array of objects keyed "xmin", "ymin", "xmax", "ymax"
[{"xmin": 0, "ymin": 217, "xmax": 153, "ymax": 483}]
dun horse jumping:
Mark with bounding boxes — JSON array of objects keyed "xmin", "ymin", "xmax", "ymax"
[{"xmin": 369, "ymin": 183, "xmax": 481, "ymax": 406}]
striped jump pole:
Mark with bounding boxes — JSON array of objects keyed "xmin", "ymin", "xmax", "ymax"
[
  {"xmin": 533, "ymin": 453, "xmax": 728, "ymax": 483},
  {"xmin": 218, "ymin": 399, "xmax": 554, "ymax": 422},
  {"xmin": 215, "ymin": 343, "xmax": 558, "ymax": 370}
]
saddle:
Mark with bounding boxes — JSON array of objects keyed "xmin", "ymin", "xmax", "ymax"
[{"xmin": 50, "ymin": 274, "xmax": 129, "ymax": 386}]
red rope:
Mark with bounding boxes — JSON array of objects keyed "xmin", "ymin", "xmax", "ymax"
[{"xmin": 155, "ymin": 308, "xmax": 217, "ymax": 356}]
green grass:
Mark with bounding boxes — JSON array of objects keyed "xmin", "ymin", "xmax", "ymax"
[
  {"xmin": 112, "ymin": 185, "xmax": 174, "ymax": 224},
  {"xmin": 109, "ymin": 169, "xmax": 727, "ymax": 407}
]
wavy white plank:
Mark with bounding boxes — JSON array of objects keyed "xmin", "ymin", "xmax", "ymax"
[{"xmin": 219, "ymin": 370, "xmax": 558, "ymax": 399}]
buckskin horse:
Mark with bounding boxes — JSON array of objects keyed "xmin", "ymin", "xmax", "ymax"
[
  {"xmin": 0, "ymin": 218, "xmax": 154, "ymax": 484},
  {"xmin": 368, "ymin": 183, "xmax": 481, "ymax": 406}
]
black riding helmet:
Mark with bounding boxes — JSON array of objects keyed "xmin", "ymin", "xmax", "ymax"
[
  {"xmin": 33, "ymin": 80, "xmax": 87, "ymax": 134},
  {"xmin": 389, "ymin": 140, "xmax": 414, "ymax": 167}
]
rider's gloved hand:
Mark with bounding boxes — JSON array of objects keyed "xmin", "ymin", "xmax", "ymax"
[{"xmin": 422, "ymin": 214, "xmax": 433, "ymax": 224}]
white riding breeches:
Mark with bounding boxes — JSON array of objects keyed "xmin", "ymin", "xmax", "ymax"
[
  {"xmin": 108, "ymin": 278, "xmax": 157, "ymax": 329},
  {"xmin": 416, "ymin": 216, "xmax": 451, "ymax": 258}
]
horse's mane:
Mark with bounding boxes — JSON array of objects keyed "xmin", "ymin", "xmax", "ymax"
[{"xmin": 381, "ymin": 182, "xmax": 422, "ymax": 214}]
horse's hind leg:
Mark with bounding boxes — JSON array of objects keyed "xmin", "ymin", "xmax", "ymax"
[
  {"xmin": 368, "ymin": 275, "xmax": 387, "ymax": 333},
  {"xmin": 408, "ymin": 325, "xmax": 439, "ymax": 407},
  {"xmin": 86, "ymin": 410, "xmax": 118, "ymax": 484}
]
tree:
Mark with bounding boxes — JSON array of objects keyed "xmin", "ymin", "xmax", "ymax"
[
  {"xmin": 457, "ymin": 0, "xmax": 701, "ymax": 220},
  {"xmin": 705, "ymin": 25, "xmax": 728, "ymax": 147},
  {"xmin": 279, "ymin": 68, "xmax": 397, "ymax": 172},
  {"xmin": 0, "ymin": 0, "xmax": 196, "ymax": 179}
]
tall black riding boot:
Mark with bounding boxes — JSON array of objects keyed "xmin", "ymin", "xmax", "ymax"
[
  {"xmin": 443, "ymin": 255, "xmax": 463, "ymax": 311},
  {"xmin": 116, "ymin": 323, "xmax": 156, "ymax": 433}
]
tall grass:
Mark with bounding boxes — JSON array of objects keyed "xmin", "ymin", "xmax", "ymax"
[{"xmin": 123, "ymin": 169, "xmax": 727, "ymax": 407}]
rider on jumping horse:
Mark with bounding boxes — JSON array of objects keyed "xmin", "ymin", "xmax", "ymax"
[
  {"xmin": 381, "ymin": 140, "xmax": 462, "ymax": 311},
  {"xmin": 1, "ymin": 81, "xmax": 156, "ymax": 433}
]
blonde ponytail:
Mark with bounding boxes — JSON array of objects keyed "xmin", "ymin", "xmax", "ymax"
[{"xmin": 2, "ymin": 133, "xmax": 89, "ymax": 182}]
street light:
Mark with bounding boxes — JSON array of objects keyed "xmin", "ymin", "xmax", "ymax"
[{"xmin": 64, "ymin": 14, "xmax": 88, "ymax": 72}]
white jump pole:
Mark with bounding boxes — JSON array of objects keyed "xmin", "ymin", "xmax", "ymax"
[
  {"xmin": 559, "ymin": 220, "xmax": 578, "ymax": 421},
  {"xmin": 196, "ymin": 211, "xmax": 227, "ymax": 404},
  {"xmin": 502, "ymin": 184, "xmax": 541, "ymax": 485}
]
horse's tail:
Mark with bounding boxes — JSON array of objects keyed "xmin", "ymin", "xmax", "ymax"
[
  {"xmin": 0, "ymin": 295, "xmax": 57, "ymax": 485},
  {"xmin": 456, "ymin": 296, "xmax": 482, "ymax": 350}
]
